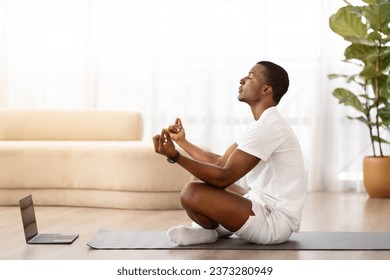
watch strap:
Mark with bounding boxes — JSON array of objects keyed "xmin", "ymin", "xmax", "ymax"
[{"xmin": 167, "ymin": 150, "xmax": 180, "ymax": 163}]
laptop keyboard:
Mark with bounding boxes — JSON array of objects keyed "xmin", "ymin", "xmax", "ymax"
[{"xmin": 32, "ymin": 234, "xmax": 60, "ymax": 242}]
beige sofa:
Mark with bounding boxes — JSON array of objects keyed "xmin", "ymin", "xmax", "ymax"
[{"xmin": 0, "ymin": 109, "xmax": 191, "ymax": 209}]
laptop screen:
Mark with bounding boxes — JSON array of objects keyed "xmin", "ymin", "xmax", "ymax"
[{"xmin": 19, "ymin": 195, "xmax": 38, "ymax": 242}]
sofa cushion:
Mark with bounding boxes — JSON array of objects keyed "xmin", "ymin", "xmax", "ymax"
[
  {"xmin": 0, "ymin": 109, "xmax": 143, "ymax": 140},
  {"xmin": 0, "ymin": 141, "xmax": 190, "ymax": 192}
]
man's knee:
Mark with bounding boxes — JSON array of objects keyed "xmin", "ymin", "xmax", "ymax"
[{"xmin": 180, "ymin": 182, "xmax": 203, "ymax": 209}]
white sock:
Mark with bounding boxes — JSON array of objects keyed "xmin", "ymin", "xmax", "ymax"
[
  {"xmin": 167, "ymin": 225, "xmax": 218, "ymax": 245},
  {"xmin": 191, "ymin": 221, "xmax": 232, "ymax": 238}
]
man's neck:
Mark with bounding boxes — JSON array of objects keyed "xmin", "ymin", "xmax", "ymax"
[{"xmin": 251, "ymin": 102, "xmax": 276, "ymax": 121}]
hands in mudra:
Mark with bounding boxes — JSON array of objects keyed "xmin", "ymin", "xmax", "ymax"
[
  {"xmin": 153, "ymin": 118, "xmax": 184, "ymax": 158},
  {"xmin": 167, "ymin": 118, "xmax": 185, "ymax": 142}
]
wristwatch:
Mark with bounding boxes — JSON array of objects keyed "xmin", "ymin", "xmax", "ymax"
[{"xmin": 167, "ymin": 150, "xmax": 180, "ymax": 163}]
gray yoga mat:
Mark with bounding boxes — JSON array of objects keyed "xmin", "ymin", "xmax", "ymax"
[{"xmin": 87, "ymin": 228, "xmax": 390, "ymax": 250}]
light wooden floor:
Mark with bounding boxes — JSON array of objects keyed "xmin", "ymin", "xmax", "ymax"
[{"xmin": 1, "ymin": 191, "xmax": 390, "ymax": 260}]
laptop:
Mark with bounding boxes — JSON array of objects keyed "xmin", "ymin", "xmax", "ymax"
[{"xmin": 19, "ymin": 195, "xmax": 79, "ymax": 244}]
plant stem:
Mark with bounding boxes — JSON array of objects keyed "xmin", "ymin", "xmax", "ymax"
[
  {"xmin": 368, "ymin": 119, "xmax": 376, "ymax": 157},
  {"xmin": 375, "ymin": 44, "xmax": 383, "ymax": 157},
  {"xmin": 365, "ymin": 82, "xmax": 376, "ymax": 156}
]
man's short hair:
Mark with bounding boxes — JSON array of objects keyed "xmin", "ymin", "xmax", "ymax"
[{"xmin": 257, "ymin": 61, "xmax": 289, "ymax": 104}]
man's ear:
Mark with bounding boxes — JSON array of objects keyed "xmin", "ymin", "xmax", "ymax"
[{"xmin": 261, "ymin": 85, "xmax": 273, "ymax": 96}]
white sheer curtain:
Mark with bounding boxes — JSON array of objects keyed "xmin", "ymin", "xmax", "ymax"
[{"xmin": 0, "ymin": 0, "xmax": 374, "ymax": 192}]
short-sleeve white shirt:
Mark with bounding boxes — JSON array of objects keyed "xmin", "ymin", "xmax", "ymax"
[{"xmin": 236, "ymin": 107, "xmax": 307, "ymax": 231}]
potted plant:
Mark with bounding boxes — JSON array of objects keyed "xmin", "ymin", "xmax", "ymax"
[{"xmin": 328, "ymin": 0, "xmax": 390, "ymax": 197}]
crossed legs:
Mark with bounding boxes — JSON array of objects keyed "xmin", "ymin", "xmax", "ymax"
[{"xmin": 167, "ymin": 180, "xmax": 254, "ymax": 245}]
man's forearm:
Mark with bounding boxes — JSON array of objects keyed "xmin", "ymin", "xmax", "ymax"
[
  {"xmin": 176, "ymin": 138, "xmax": 222, "ymax": 165},
  {"xmin": 176, "ymin": 153, "xmax": 232, "ymax": 188}
]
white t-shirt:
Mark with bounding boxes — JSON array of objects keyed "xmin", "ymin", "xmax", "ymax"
[{"xmin": 236, "ymin": 107, "xmax": 307, "ymax": 232}]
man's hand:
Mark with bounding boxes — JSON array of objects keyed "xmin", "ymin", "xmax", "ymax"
[
  {"xmin": 153, "ymin": 128, "xmax": 177, "ymax": 158},
  {"xmin": 168, "ymin": 118, "xmax": 185, "ymax": 143}
]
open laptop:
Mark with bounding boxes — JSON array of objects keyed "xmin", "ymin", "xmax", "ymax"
[{"xmin": 19, "ymin": 195, "xmax": 79, "ymax": 244}]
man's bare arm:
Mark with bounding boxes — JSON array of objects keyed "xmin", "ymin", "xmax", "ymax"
[
  {"xmin": 168, "ymin": 118, "xmax": 236, "ymax": 166},
  {"xmin": 153, "ymin": 129, "xmax": 259, "ymax": 188},
  {"xmin": 176, "ymin": 139, "xmax": 237, "ymax": 167}
]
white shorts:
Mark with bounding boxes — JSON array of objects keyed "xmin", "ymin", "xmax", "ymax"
[{"xmin": 234, "ymin": 194, "xmax": 292, "ymax": 244}]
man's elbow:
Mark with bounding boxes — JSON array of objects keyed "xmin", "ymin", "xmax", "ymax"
[{"xmin": 209, "ymin": 174, "xmax": 236, "ymax": 189}]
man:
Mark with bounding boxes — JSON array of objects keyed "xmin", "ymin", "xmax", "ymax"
[{"xmin": 153, "ymin": 61, "xmax": 306, "ymax": 245}]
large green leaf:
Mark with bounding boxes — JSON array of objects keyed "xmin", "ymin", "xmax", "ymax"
[
  {"xmin": 372, "ymin": 135, "xmax": 390, "ymax": 144},
  {"xmin": 379, "ymin": 102, "xmax": 390, "ymax": 124},
  {"xmin": 327, "ymin": 73, "xmax": 362, "ymax": 84},
  {"xmin": 379, "ymin": 2, "xmax": 390, "ymax": 29},
  {"xmin": 344, "ymin": 43, "xmax": 377, "ymax": 61},
  {"xmin": 332, "ymin": 88, "xmax": 367, "ymax": 113},
  {"xmin": 360, "ymin": 63, "xmax": 379, "ymax": 78},
  {"xmin": 383, "ymin": 25, "xmax": 390, "ymax": 37},
  {"xmin": 362, "ymin": 0, "xmax": 390, "ymax": 6},
  {"xmin": 361, "ymin": 2, "xmax": 390, "ymax": 30},
  {"xmin": 382, "ymin": 49, "xmax": 390, "ymax": 72},
  {"xmin": 343, "ymin": 36, "xmax": 377, "ymax": 46},
  {"xmin": 347, "ymin": 115, "xmax": 369, "ymax": 125},
  {"xmin": 378, "ymin": 75, "xmax": 390, "ymax": 98},
  {"xmin": 367, "ymin": 31, "xmax": 382, "ymax": 41},
  {"xmin": 379, "ymin": 2, "xmax": 390, "ymax": 28},
  {"xmin": 329, "ymin": 6, "xmax": 367, "ymax": 40},
  {"xmin": 387, "ymin": 75, "xmax": 390, "ymax": 94},
  {"xmin": 361, "ymin": 5, "xmax": 380, "ymax": 30}
]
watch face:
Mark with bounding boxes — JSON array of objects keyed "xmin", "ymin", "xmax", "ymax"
[{"xmin": 167, "ymin": 150, "xmax": 180, "ymax": 163}]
